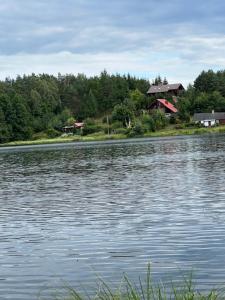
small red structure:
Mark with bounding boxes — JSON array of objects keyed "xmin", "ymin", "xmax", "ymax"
[
  {"xmin": 62, "ymin": 122, "xmax": 84, "ymax": 133},
  {"xmin": 74, "ymin": 122, "xmax": 84, "ymax": 129}
]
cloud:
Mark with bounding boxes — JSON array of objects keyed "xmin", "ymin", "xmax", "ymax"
[
  {"xmin": 0, "ymin": 0, "xmax": 225, "ymax": 55},
  {"xmin": 0, "ymin": 0, "xmax": 225, "ymax": 83},
  {"xmin": 1, "ymin": 34, "xmax": 224, "ymax": 87}
]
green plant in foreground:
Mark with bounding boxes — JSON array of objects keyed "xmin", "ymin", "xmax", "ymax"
[{"xmin": 51, "ymin": 265, "xmax": 223, "ymax": 300}]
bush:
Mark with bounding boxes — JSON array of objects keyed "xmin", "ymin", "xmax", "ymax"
[
  {"xmin": 113, "ymin": 127, "xmax": 128, "ymax": 135},
  {"xmin": 0, "ymin": 125, "xmax": 12, "ymax": 143},
  {"xmin": 84, "ymin": 118, "xmax": 96, "ymax": 126},
  {"xmin": 169, "ymin": 115, "xmax": 177, "ymax": 124},
  {"xmin": 141, "ymin": 114, "xmax": 156, "ymax": 132},
  {"xmin": 127, "ymin": 123, "xmax": 145, "ymax": 137},
  {"xmin": 32, "ymin": 132, "xmax": 49, "ymax": 140},
  {"xmin": 82, "ymin": 125, "xmax": 98, "ymax": 136},
  {"xmin": 184, "ymin": 122, "xmax": 198, "ymax": 128},
  {"xmin": 82, "ymin": 118, "xmax": 108, "ymax": 136},
  {"xmin": 112, "ymin": 103, "xmax": 134, "ymax": 127},
  {"xmin": 151, "ymin": 110, "xmax": 168, "ymax": 130},
  {"xmin": 111, "ymin": 121, "xmax": 124, "ymax": 129},
  {"xmin": 174, "ymin": 124, "xmax": 185, "ymax": 130},
  {"xmin": 45, "ymin": 128, "xmax": 61, "ymax": 138}
]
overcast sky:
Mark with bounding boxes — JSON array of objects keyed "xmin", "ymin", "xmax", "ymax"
[{"xmin": 0, "ymin": 0, "xmax": 225, "ymax": 85}]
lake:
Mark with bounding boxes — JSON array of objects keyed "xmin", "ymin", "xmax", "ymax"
[{"xmin": 1, "ymin": 135, "xmax": 225, "ymax": 299}]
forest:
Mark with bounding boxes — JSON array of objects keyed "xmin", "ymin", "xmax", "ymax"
[{"xmin": 1, "ymin": 69, "xmax": 225, "ymax": 143}]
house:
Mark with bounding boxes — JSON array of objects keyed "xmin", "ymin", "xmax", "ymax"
[
  {"xmin": 149, "ymin": 98, "xmax": 178, "ymax": 116},
  {"xmin": 147, "ymin": 83, "xmax": 185, "ymax": 97},
  {"xmin": 62, "ymin": 125, "xmax": 74, "ymax": 133},
  {"xmin": 193, "ymin": 112, "xmax": 225, "ymax": 127},
  {"xmin": 62, "ymin": 122, "xmax": 84, "ymax": 133}
]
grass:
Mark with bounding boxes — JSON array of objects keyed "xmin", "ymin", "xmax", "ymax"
[
  {"xmin": 1, "ymin": 125, "xmax": 225, "ymax": 148},
  {"xmin": 144, "ymin": 125, "xmax": 225, "ymax": 138},
  {"xmin": 0, "ymin": 133, "xmax": 127, "ymax": 147},
  {"xmin": 49, "ymin": 265, "xmax": 222, "ymax": 300}
]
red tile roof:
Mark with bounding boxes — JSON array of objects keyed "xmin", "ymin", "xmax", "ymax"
[{"xmin": 157, "ymin": 99, "xmax": 178, "ymax": 113}]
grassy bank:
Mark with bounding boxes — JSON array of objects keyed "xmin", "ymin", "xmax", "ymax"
[
  {"xmin": 0, "ymin": 133, "xmax": 127, "ymax": 147},
  {"xmin": 1, "ymin": 126, "xmax": 225, "ymax": 148},
  {"xmin": 144, "ymin": 125, "xmax": 225, "ymax": 138},
  {"xmin": 53, "ymin": 266, "xmax": 220, "ymax": 300}
]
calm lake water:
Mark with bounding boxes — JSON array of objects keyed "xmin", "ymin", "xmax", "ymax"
[{"xmin": 1, "ymin": 135, "xmax": 225, "ymax": 299}]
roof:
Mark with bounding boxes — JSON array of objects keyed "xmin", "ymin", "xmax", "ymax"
[
  {"xmin": 147, "ymin": 83, "xmax": 184, "ymax": 94},
  {"xmin": 157, "ymin": 99, "xmax": 178, "ymax": 113},
  {"xmin": 74, "ymin": 122, "xmax": 84, "ymax": 128},
  {"xmin": 63, "ymin": 126, "xmax": 74, "ymax": 129},
  {"xmin": 193, "ymin": 112, "xmax": 225, "ymax": 121}
]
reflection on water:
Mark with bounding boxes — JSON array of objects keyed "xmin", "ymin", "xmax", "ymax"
[{"xmin": 1, "ymin": 135, "xmax": 225, "ymax": 299}]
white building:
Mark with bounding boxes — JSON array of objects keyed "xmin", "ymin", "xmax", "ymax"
[{"xmin": 193, "ymin": 112, "xmax": 225, "ymax": 127}]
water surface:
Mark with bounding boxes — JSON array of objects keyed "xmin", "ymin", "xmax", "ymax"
[{"xmin": 1, "ymin": 135, "xmax": 225, "ymax": 299}]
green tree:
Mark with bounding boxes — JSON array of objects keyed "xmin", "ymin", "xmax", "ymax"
[
  {"xmin": 30, "ymin": 89, "xmax": 42, "ymax": 116},
  {"xmin": 0, "ymin": 107, "xmax": 11, "ymax": 143},
  {"xmin": 112, "ymin": 103, "xmax": 134, "ymax": 127},
  {"xmin": 163, "ymin": 77, "xmax": 168, "ymax": 85},
  {"xmin": 79, "ymin": 89, "xmax": 98, "ymax": 119},
  {"xmin": 129, "ymin": 89, "xmax": 145, "ymax": 110},
  {"xmin": 11, "ymin": 94, "xmax": 33, "ymax": 140},
  {"xmin": 152, "ymin": 75, "xmax": 162, "ymax": 85},
  {"xmin": 151, "ymin": 109, "xmax": 167, "ymax": 130},
  {"xmin": 194, "ymin": 70, "xmax": 218, "ymax": 93}
]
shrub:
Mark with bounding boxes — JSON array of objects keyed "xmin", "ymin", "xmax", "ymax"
[
  {"xmin": 141, "ymin": 114, "xmax": 156, "ymax": 132},
  {"xmin": 82, "ymin": 124, "xmax": 103, "ymax": 136},
  {"xmin": 113, "ymin": 127, "xmax": 128, "ymax": 135},
  {"xmin": 151, "ymin": 110, "xmax": 168, "ymax": 130},
  {"xmin": 84, "ymin": 118, "xmax": 96, "ymax": 126},
  {"xmin": 32, "ymin": 132, "xmax": 48, "ymax": 140},
  {"xmin": 45, "ymin": 128, "xmax": 61, "ymax": 138},
  {"xmin": 81, "ymin": 118, "xmax": 103, "ymax": 136},
  {"xmin": 169, "ymin": 115, "xmax": 177, "ymax": 124},
  {"xmin": 111, "ymin": 121, "xmax": 124, "ymax": 129},
  {"xmin": 127, "ymin": 123, "xmax": 145, "ymax": 137},
  {"xmin": 184, "ymin": 122, "xmax": 197, "ymax": 128},
  {"xmin": 174, "ymin": 124, "xmax": 186, "ymax": 130},
  {"xmin": 112, "ymin": 104, "xmax": 134, "ymax": 127}
]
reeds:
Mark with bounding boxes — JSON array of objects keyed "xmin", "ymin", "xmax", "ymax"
[{"xmin": 57, "ymin": 265, "xmax": 222, "ymax": 300}]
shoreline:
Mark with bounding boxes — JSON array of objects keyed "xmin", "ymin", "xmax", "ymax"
[{"xmin": 1, "ymin": 126, "xmax": 225, "ymax": 148}]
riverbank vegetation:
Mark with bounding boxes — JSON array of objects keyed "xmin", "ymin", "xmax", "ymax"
[
  {"xmin": 1, "ymin": 69, "xmax": 225, "ymax": 145},
  {"xmin": 51, "ymin": 266, "xmax": 220, "ymax": 300},
  {"xmin": 2, "ymin": 125, "xmax": 225, "ymax": 148}
]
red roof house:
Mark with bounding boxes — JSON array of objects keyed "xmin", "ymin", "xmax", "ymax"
[{"xmin": 149, "ymin": 99, "xmax": 178, "ymax": 114}]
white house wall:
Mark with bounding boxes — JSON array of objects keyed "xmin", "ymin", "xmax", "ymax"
[{"xmin": 200, "ymin": 119, "xmax": 216, "ymax": 127}]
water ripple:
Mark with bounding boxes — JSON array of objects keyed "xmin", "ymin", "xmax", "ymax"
[{"xmin": 0, "ymin": 135, "xmax": 225, "ymax": 299}]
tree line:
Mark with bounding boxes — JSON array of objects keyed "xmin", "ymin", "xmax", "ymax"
[
  {"xmin": 178, "ymin": 70, "xmax": 225, "ymax": 121},
  {"xmin": 1, "ymin": 69, "xmax": 225, "ymax": 143},
  {"xmin": 0, "ymin": 71, "xmax": 149, "ymax": 143}
]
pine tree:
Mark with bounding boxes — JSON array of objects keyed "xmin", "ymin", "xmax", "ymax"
[{"xmin": 163, "ymin": 77, "xmax": 168, "ymax": 85}]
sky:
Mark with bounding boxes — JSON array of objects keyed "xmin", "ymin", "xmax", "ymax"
[{"xmin": 0, "ymin": 0, "xmax": 225, "ymax": 85}]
